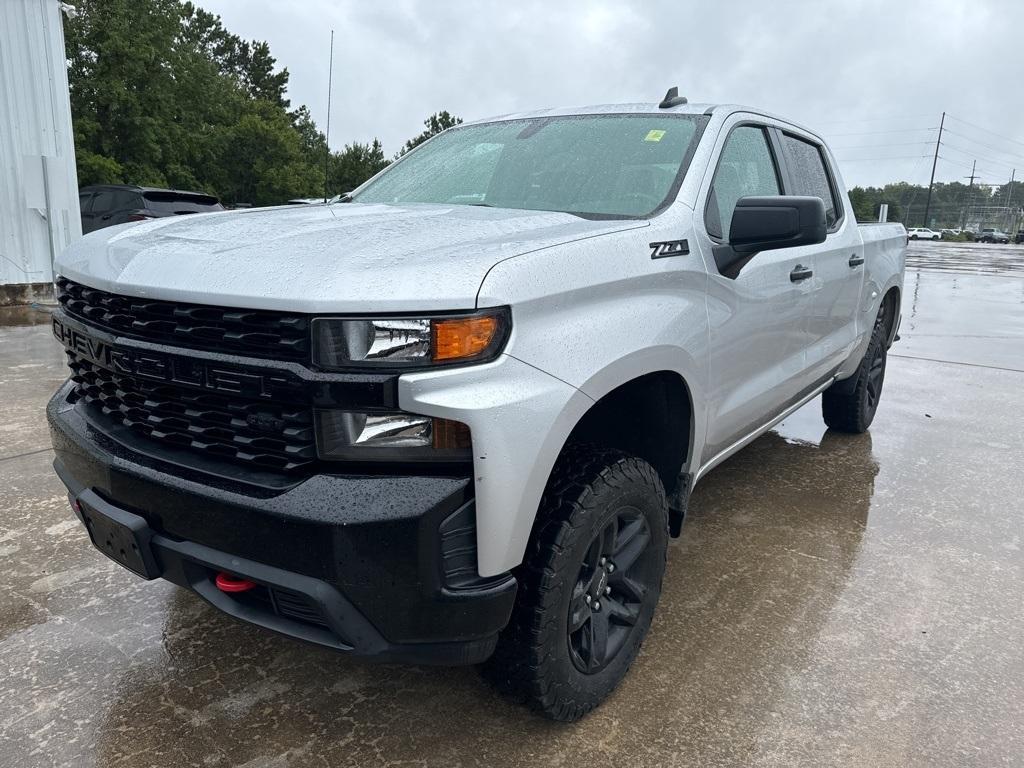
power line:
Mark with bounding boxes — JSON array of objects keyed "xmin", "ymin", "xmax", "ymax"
[
  {"xmin": 939, "ymin": 144, "xmax": 1019, "ymax": 176},
  {"xmin": 941, "ymin": 128, "xmax": 1024, "ymax": 165},
  {"xmin": 937, "ymin": 155, "xmax": 1006, "ymax": 180},
  {"xmin": 825, "ymin": 127, "xmax": 938, "ymax": 137},
  {"xmin": 835, "ymin": 155, "xmax": 931, "ymax": 162},
  {"xmin": 814, "ymin": 113, "xmax": 936, "ymax": 126},
  {"xmin": 945, "ymin": 114, "xmax": 1024, "ymax": 151},
  {"xmin": 831, "ymin": 140, "xmax": 934, "ymax": 150}
]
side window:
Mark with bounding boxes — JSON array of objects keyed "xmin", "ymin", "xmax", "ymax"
[
  {"xmin": 78, "ymin": 193, "xmax": 93, "ymax": 213},
  {"xmin": 705, "ymin": 126, "xmax": 781, "ymax": 240},
  {"xmin": 111, "ymin": 190, "xmax": 140, "ymax": 211},
  {"xmin": 781, "ymin": 134, "xmax": 841, "ymax": 228},
  {"xmin": 91, "ymin": 190, "xmax": 114, "ymax": 213}
]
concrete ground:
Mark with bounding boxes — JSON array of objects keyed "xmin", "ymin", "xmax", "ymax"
[{"xmin": 1, "ymin": 242, "xmax": 1022, "ymax": 767}]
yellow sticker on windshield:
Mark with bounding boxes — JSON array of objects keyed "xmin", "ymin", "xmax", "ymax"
[{"xmin": 644, "ymin": 129, "xmax": 666, "ymax": 142}]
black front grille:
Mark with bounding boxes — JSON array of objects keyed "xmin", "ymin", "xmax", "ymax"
[
  {"xmin": 56, "ymin": 277, "xmax": 311, "ymax": 361},
  {"xmin": 68, "ymin": 352, "xmax": 316, "ymax": 472}
]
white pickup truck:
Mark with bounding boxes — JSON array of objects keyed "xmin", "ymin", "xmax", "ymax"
[{"xmin": 48, "ymin": 89, "xmax": 906, "ymax": 721}]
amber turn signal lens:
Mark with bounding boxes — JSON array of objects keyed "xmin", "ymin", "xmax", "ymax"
[
  {"xmin": 432, "ymin": 316, "xmax": 500, "ymax": 362},
  {"xmin": 432, "ymin": 418, "xmax": 472, "ymax": 450}
]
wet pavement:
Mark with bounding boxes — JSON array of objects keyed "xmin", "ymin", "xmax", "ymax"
[{"xmin": 1, "ymin": 241, "xmax": 1022, "ymax": 767}]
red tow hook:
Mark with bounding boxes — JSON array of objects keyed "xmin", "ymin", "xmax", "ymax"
[{"xmin": 215, "ymin": 572, "xmax": 257, "ymax": 593}]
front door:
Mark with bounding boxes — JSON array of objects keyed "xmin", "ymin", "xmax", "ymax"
[{"xmin": 694, "ymin": 121, "xmax": 819, "ymax": 464}]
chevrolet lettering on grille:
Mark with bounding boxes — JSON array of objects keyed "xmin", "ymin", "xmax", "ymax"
[{"xmin": 52, "ymin": 315, "xmax": 293, "ymax": 400}]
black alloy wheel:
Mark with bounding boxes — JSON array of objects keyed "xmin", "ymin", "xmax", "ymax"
[
  {"xmin": 567, "ymin": 507, "xmax": 653, "ymax": 674},
  {"xmin": 483, "ymin": 446, "xmax": 669, "ymax": 721}
]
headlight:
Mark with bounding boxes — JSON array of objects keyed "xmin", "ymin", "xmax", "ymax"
[
  {"xmin": 316, "ymin": 410, "xmax": 471, "ymax": 462},
  {"xmin": 312, "ymin": 308, "xmax": 510, "ymax": 370}
]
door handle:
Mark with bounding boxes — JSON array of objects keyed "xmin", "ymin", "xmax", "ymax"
[
  {"xmin": 849, "ymin": 254, "xmax": 865, "ymax": 267},
  {"xmin": 790, "ymin": 264, "xmax": 813, "ymax": 282}
]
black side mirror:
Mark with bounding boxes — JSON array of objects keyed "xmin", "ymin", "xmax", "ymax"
[{"xmin": 713, "ymin": 196, "xmax": 827, "ymax": 278}]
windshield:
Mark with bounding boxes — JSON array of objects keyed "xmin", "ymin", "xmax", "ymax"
[{"xmin": 352, "ymin": 114, "xmax": 702, "ymax": 218}]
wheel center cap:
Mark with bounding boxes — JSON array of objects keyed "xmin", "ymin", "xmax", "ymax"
[{"xmin": 595, "ymin": 569, "xmax": 609, "ymax": 597}]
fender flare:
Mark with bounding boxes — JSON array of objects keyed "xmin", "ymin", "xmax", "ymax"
[{"xmin": 572, "ymin": 345, "xmax": 707, "ymax": 482}]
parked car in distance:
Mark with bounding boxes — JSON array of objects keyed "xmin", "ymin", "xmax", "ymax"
[
  {"xmin": 50, "ymin": 90, "xmax": 907, "ymax": 721},
  {"xmin": 79, "ymin": 185, "xmax": 224, "ymax": 234},
  {"xmin": 907, "ymin": 227, "xmax": 941, "ymax": 240},
  {"xmin": 977, "ymin": 228, "xmax": 1011, "ymax": 244},
  {"xmin": 1015, "ymin": 230, "xmax": 1024, "ymax": 244}
]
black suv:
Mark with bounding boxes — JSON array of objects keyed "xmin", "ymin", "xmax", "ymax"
[
  {"xmin": 79, "ymin": 185, "xmax": 224, "ymax": 234},
  {"xmin": 1016, "ymin": 230, "xmax": 1024, "ymax": 244}
]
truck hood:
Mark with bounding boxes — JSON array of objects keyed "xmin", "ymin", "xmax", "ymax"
[{"xmin": 56, "ymin": 202, "xmax": 647, "ymax": 312}]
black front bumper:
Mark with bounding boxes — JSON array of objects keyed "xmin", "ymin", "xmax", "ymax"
[{"xmin": 47, "ymin": 381, "xmax": 516, "ymax": 665}]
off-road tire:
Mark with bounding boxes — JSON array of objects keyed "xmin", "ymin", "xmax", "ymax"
[
  {"xmin": 482, "ymin": 445, "xmax": 669, "ymax": 721},
  {"xmin": 822, "ymin": 312, "xmax": 889, "ymax": 433}
]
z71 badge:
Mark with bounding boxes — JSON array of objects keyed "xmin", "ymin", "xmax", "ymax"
[{"xmin": 649, "ymin": 240, "xmax": 689, "ymax": 259}]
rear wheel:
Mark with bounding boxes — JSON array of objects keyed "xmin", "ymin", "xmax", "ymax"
[
  {"xmin": 822, "ymin": 309, "xmax": 889, "ymax": 433},
  {"xmin": 483, "ymin": 446, "xmax": 668, "ymax": 721}
]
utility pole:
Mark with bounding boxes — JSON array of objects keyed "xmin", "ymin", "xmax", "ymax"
[
  {"xmin": 323, "ymin": 29, "xmax": 335, "ymax": 204},
  {"xmin": 959, "ymin": 160, "xmax": 976, "ymax": 230},
  {"xmin": 922, "ymin": 111, "xmax": 945, "ymax": 228},
  {"xmin": 1005, "ymin": 169, "xmax": 1016, "ymax": 232}
]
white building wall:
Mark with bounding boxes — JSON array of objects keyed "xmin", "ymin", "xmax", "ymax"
[{"xmin": 0, "ymin": 0, "xmax": 80, "ymax": 301}]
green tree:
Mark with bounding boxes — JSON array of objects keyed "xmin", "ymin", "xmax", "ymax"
[
  {"xmin": 397, "ymin": 111, "xmax": 463, "ymax": 157},
  {"xmin": 64, "ymin": 0, "xmax": 323, "ymax": 205},
  {"xmin": 329, "ymin": 140, "xmax": 389, "ymax": 196}
]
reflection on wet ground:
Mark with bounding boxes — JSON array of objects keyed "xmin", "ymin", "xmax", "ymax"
[
  {"xmin": 0, "ymin": 304, "xmax": 53, "ymax": 328},
  {"xmin": 1, "ymin": 252, "xmax": 1022, "ymax": 767},
  {"xmin": 906, "ymin": 239, "xmax": 1024, "ymax": 276}
]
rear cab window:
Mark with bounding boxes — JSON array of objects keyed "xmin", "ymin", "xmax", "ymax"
[{"xmin": 779, "ymin": 133, "xmax": 843, "ymax": 230}]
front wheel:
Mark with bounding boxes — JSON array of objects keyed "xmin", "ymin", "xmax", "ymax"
[
  {"xmin": 483, "ymin": 446, "xmax": 668, "ymax": 721},
  {"xmin": 822, "ymin": 311, "xmax": 889, "ymax": 433}
]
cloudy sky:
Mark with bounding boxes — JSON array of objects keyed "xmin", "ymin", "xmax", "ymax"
[{"xmin": 202, "ymin": 0, "xmax": 1024, "ymax": 190}]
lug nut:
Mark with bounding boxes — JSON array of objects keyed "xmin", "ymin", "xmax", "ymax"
[
  {"xmin": 605, "ymin": 586, "xmax": 611, "ymax": 595},
  {"xmin": 593, "ymin": 601, "xmax": 601, "ymax": 611},
  {"xmin": 607, "ymin": 563, "xmax": 615, "ymax": 573},
  {"xmin": 584, "ymin": 594, "xmax": 592, "ymax": 604},
  {"xmin": 599, "ymin": 557, "xmax": 607, "ymax": 566}
]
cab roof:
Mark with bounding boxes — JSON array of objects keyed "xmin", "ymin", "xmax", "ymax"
[{"xmin": 463, "ymin": 100, "xmax": 827, "ymax": 144}]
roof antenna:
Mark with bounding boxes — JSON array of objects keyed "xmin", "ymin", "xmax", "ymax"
[
  {"xmin": 323, "ymin": 29, "xmax": 335, "ymax": 203},
  {"xmin": 659, "ymin": 86, "xmax": 688, "ymax": 109}
]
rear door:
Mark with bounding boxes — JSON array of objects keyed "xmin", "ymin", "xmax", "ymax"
[
  {"xmin": 695, "ymin": 120, "xmax": 819, "ymax": 463},
  {"xmin": 776, "ymin": 130, "xmax": 864, "ymax": 381}
]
